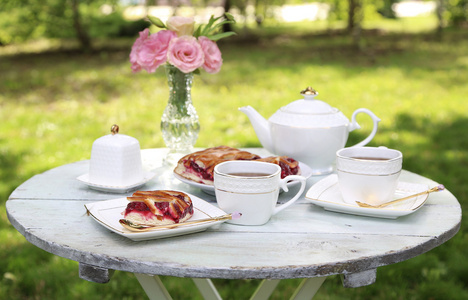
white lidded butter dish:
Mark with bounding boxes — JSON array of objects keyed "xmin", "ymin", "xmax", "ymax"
[{"xmin": 88, "ymin": 124, "xmax": 144, "ymax": 187}]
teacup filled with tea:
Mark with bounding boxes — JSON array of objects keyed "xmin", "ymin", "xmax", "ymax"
[
  {"xmin": 336, "ymin": 147, "xmax": 403, "ymax": 206},
  {"xmin": 214, "ymin": 161, "xmax": 306, "ymax": 225}
]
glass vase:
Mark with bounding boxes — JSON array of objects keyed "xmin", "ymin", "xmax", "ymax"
[{"xmin": 161, "ymin": 64, "xmax": 200, "ymax": 165}]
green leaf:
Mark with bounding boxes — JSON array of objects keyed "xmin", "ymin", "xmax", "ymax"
[
  {"xmin": 148, "ymin": 16, "xmax": 166, "ymax": 29},
  {"xmin": 205, "ymin": 20, "xmax": 234, "ymax": 35},
  {"xmin": 207, "ymin": 32, "xmax": 237, "ymax": 41},
  {"xmin": 224, "ymin": 12, "xmax": 236, "ymax": 23},
  {"xmin": 201, "ymin": 15, "xmax": 221, "ymax": 36},
  {"xmin": 193, "ymin": 25, "xmax": 202, "ymax": 38}
]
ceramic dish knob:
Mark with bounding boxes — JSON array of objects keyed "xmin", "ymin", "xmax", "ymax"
[{"xmin": 89, "ymin": 125, "xmax": 143, "ymax": 186}]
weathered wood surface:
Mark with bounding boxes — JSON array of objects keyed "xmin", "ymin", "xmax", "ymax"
[{"xmin": 6, "ymin": 148, "xmax": 462, "ymax": 284}]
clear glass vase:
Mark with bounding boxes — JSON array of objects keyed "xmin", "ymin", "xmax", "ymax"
[{"xmin": 161, "ymin": 65, "xmax": 200, "ymax": 165}]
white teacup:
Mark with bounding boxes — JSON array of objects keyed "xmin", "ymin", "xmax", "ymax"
[
  {"xmin": 214, "ymin": 161, "xmax": 307, "ymax": 225},
  {"xmin": 336, "ymin": 147, "xmax": 403, "ymax": 206}
]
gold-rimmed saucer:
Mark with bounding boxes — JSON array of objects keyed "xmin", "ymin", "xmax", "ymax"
[{"xmin": 305, "ymin": 174, "xmax": 431, "ymax": 219}]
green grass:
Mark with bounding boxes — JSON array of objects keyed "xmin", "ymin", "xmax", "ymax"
[{"xmin": 1, "ymin": 17, "xmax": 468, "ymax": 299}]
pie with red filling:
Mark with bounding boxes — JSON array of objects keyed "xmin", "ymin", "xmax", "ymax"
[
  {"xmin": 255, "ymin": 156, "xmax": 301, "ymax": 179},
  {"xmin": 123, "ymin": 190, "xmax": 194, "ymax": 226},
  {"xmin": 174, "ymin": 146, "xmax": 301, "ymax": 185}
]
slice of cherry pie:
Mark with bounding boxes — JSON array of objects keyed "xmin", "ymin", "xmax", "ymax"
[
  {"xmin": 123, "ymin": 190, "xmax": 194, "ymax": 226},
  {"xmin": 174, "ymin": 146, "xmax": 301, "ymax": 185},
  {"xmin": 255, "ymin": 156, "xmax": 301, "ymax": 179},
  {"xmin": 174, "ymin": 146, "xmax": 261, "ymax": 185}
]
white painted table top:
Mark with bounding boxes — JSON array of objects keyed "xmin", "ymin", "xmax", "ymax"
[{"xmin": 6, "ymin": 148, "xmax": 461, "ymax": 281}]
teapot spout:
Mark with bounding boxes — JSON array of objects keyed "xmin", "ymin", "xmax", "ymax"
[{"xmin": 239, "ymin": 106, "xmax": 274, "ymax": 152}]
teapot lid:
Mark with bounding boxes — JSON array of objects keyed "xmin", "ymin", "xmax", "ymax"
[
  {"xmin": 282, "ymin": 87, "xmax": 335, "ymax": 114},
  {"xmin": 270, "ymin": 87, "xmax": 349, "ymax": 127}
]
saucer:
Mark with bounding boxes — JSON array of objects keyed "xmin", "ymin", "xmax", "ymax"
[
  {"xmin": 305, "ymin": 174, "xmax": 429, "ymax": 219},
  {"xmin": 85, "ymin": 192, "xmax": 228, "ymax": 241},
  {"xmin": 174, "ymin": 161, "xmax": 313, "ymax": 195},
  {"xmin": 77, "ymin": 172, "xmax": 155, "ymax": 194}
]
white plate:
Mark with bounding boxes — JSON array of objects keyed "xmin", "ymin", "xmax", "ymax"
[
  {"xmin": 174, "ymin": 161, "xmax": 313, "ymax": 195},
  {"xmin": 85, "ymin": 193, "xmax": 228, "ymax": 241},
  {"xmin": 77, "ymin": 172, "xmax": 155, "ymax": 194},
  {"xmin": 305, "ymin": 174, "xmax": 429, "ymax": 219}
]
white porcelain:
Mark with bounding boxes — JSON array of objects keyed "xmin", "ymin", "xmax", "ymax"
[
  {"xmin": 84, "ymin": 193, "xmax": 228, "ymax": 241},
  {"xmin": 305, "ymin": 174, "xmax": 429, "ymax": 219},
  {"xmin": 174, "ymin": 160, "xmax": 313, "ymax": 195},
  {"xmin": 336, "ymin": 147, "xmax": 403, "ymax": 206},
  {"xmin": 239, "ymin": 88, "xmax": 381, "ymax": 174},
  {"xmin": 214, "ymin": 161, "xmax": 306, "ymax": 226},
  {"xmin": 77, "ymin": 172, "xmax": 155, "ymax": 194},
  {"xmin": 89, "ymin": 128, "xmax": 143, "ymax": 187}
]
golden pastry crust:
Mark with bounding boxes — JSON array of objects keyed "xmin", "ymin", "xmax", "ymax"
[
  {"xmin": 174, "ymin": 146, "xmax": 261, "ymax": 185},
  {"xmin": 124, "ymin": 190, "xmax": 194, "ymax": 225},
  {"xmin": 255, "ymin": 156, "xmax": 301, "ymax": 178},
  {"xmin": 174, "ymin": 146, "xmax": 300, "ymax": 185}
]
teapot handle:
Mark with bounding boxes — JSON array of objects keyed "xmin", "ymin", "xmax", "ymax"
[{"xmin": 349, "ymin": 108, "xmax": 381, "ymax": 147}]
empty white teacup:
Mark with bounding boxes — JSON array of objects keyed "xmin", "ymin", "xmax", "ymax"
[
  {"xmin": 336, "ymin": 147, "xmax": 403, "ymax": 206},
  {"xmin": 214, "ymin": 161, "xmax": 307, "ymax": 225}
]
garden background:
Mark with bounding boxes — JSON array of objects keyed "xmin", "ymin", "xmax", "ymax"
[{"xmin": 1, "ymin": 0, "xmax": 467, "ymax": 299}]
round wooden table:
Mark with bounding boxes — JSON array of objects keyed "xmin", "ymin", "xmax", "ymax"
[{"xmin": 6, "ymin": 148, "xmax": 461, "ymax": 300}]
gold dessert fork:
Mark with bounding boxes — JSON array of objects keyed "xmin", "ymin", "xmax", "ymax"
[
  {"xmin": 119, "ymin": 212, "xmax": 242, "ymax": 232},
  {"xmin": 355, "ymin": 185, "xmax": 445, "ymax": 209}
]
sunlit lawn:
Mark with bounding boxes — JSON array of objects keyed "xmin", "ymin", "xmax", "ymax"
[{"xmin": 1, "ymin": 17, "xmax": 467, "ymax": 299}]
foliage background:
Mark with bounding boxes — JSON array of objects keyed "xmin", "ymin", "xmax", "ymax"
[{"xmin": 1, "ymin": 1, "xmax": 467, "ymax": 299}]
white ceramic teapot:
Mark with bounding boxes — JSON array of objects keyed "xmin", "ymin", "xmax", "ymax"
[{"xmin": 239, "ymin": 87, "xmax": 381, "ymax": 174}]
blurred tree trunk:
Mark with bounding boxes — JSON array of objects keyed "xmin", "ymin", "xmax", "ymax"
[
  {"xmin": 347, "ymin": 0, "xmax": 357, "ymax": 31},
  {"xmin": 347, "ymin": 0, "xmax": 363, "ymax": 48},
  {"xmin": 435, "ymin": 0, "xmax": 445, "ymax": 37},
  {"xmin": 71, "ymin": 0, "xmax": 92, "ymax": 52}
]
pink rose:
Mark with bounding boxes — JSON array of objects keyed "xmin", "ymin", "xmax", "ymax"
[
  {"xmin": 129, "ymin": 29, "xmax": 176, "ymax": 73},
  {"xmin": 167, "ymin": 36, "xmax": 204, "ymax": 73},
  {"xmin": 198, "ymin": 36, "xmax": 223, "ymax": 74},
  {"xmin": 129, "ymin": 28, "xmax": 150, "ymax": 73}
]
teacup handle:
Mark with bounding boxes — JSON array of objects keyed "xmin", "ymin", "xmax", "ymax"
[
  {"xmin": 348, "ymin": 108, "xmax": 381, "ymax": 147},
  {"xmin": 272, "ymin": 175, "xmax": 307, "ymax": 215}
]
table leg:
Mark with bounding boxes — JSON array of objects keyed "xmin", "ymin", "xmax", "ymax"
[
  {"xmin": 250, "ymin": 279, "xmax": 281, "ymax": 300},
  {"xmin": 290, "ymin": 277, "xmax": 327, "ymax": 300},
  {"xmin": 134, "ymin": 273, "xmax": 172, "ymax": 300},
  {"xmin": 192, "ymin": 278, "xmax": 222, "ymax": 300},
  {"xmin": 133, "ymin": 275, "xmax": 326, "ymax": 300}
]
